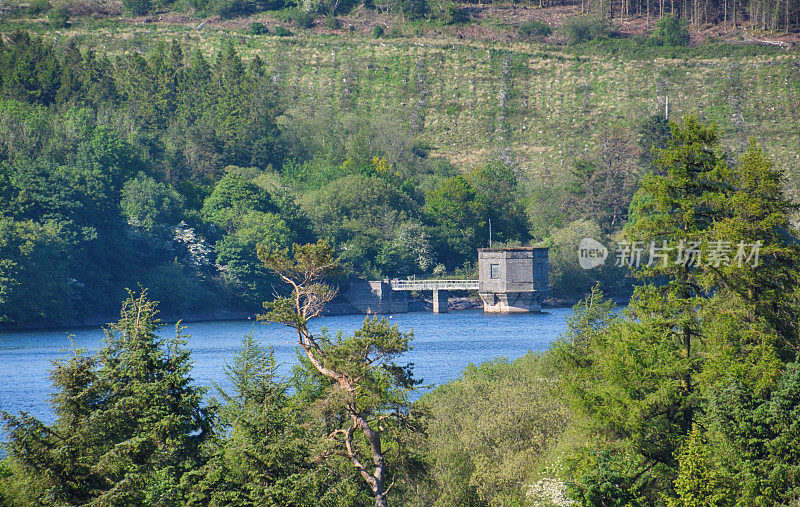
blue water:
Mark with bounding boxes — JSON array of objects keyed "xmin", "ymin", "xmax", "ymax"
[{"xmin": 0, "ymin": 309, "xmax": 572, "ymax": 426}]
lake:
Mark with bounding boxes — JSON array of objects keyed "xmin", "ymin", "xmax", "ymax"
[{"xmin": 0, "ymin": 308, "xmax": 573, "ymax": 426}]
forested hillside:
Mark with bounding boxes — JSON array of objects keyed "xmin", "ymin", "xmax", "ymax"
[{"xmin": 0, "ymin": 22, "xmax": 798, "ymax": 324}]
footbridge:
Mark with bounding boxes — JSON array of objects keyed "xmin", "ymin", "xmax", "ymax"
[{"xmin": 390, "ymin": 279, "xmax": 480, "ymax": 313}]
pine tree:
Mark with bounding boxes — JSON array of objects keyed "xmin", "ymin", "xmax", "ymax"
[
  {"xmin": 258, "ymin": 241, "xmax": 423, "ymax": 507},
  {"xmin": 557, "ymin": 117, "xmax": 800, "ymax": 501},
  {"xmin": 1, "ymin": 290, "xmax": 212, "ymax": 504}
]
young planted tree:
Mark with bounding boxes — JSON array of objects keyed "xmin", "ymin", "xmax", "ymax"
[{"xmin": 257, "ymin": 241, "xmax": 422, "ymax": 507}]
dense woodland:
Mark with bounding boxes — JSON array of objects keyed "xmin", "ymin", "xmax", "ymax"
[{"xmin": 0, "ymin": 30, "xmax": 663, "ymax": 324}]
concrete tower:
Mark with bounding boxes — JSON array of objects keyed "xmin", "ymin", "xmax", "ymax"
[{"xmin": 478, "ymin": 247, "xmax": 549, "ymax": 313}]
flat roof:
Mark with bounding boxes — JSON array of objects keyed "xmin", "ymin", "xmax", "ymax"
[{"xmin": 477, "ymin": 246, "xmax": 548, "ymax": 252}]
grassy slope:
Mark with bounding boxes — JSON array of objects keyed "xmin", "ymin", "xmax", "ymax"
[{"xmin": 9, "ymin": 20, "xmax": 800, "ymax": 193}]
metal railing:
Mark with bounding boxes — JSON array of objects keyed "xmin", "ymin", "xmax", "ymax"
[{"xmin": 389, "ymin": 279, "xmax": 479, "ymax": 291}]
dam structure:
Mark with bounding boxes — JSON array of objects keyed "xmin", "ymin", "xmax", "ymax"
[{"xmin": 337, "ymin": 247, "xmax": 549, "ymax": 314}]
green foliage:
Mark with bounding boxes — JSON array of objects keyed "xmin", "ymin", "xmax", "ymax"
[
  {"xmin": 212, "ymin": 0, "xmax": 258, "ymax": 18},
  {"xmin": 0, "ymin": 34, "xmax": 294, "ymax": 322},
  {"xmin": 555, "ymin": 288, "xmax": 681, "ymax": 502},
  {"xmin": 294, "ymin": 10, "xmax": 315, "ymax": 27},
  {"xmin": 562, "ymin": 16, "xmax": 610, "ymax": 44},
  {"xmin": 555, "ymin": 118, "xmax": 800, "ymax": 502},
  {"xmin": 420, "ymin": 355, "xmax": 569, "ymax": 505},
  {"xmin": 518, "ymin": 20, "xmax": 552, "ymax": 41},
  {"xmin": 546, "ymin": 219, "xmax": 625, "ymax": 300},
  {"xmin": 669, "ymin": 425, "xmax": 734, "ymax": 506},
  {"xmin": 466, "ymin": 161, "xmax": 529, "ymax": 246},
  {"xmin": 650, "ymin": 15, "xmax": 690, "ymax": 46},
  {"xmin": 123, "ymin": 0, "xmax": 153, "ymax": 15},
  {"xmin": 259, "ymin": 241, "xmax": 424, "ymax": 506},
  {"xmin": 248, "ymin": 21, "xmax": 270, "ymax": 34},
  {"xmin": 184, "ymin": 334, "xmax": 343, "ymax": 504},
  {"xmin": 525, "ymin": 180, "xmax": 566, "ymax": 240},
  {"xmin": 274, "ymin": 25, "xmax": 293, "ymax": 36},
  {"xmin": 27, "ymin": 0, "xmax": 53, "ymax": 15},
  {"xmin": 138, "ymin": 262, "xmax": 215, "ymax": 314},
  {"xmin": 215, "ymin": 210, "xmax": 297, "ymax": 305},
  {"xmin": 121, "ymin": 172, "xmax": 185, "ymax": 231},
  {"xmin": 567, "ymin": 131, "xmax": 642, "ymax": 233},
  {"xmin": 202, "ymin": 173, "xmax": 276, "ymax": 232},
  {"xmin": 568, "ymin": 449, "xmax": 650, "ymax": 506},
  {"xmin": 48, "ymin": 4, "xmax": 69, "ymax": 27},
  {"xmin": 258, "ymin": 241, "xmax": 340, "ymax": 326},
  {"xmin": 325, "ymin": 15, "xmax": 341, "ymax": 28},
  {"xmin": 637, "ymin": 114, "xmax": 671, "ymax": 167},
  {"xmin": 423, "ymin": 175, "xmax": 487, "ymax": 268},
  {"xmin": 373, "ymin": 24, "xmax": 385, "ymax": 38},
  {"xmin": 300, "ymin": 174, "xmax": 425, "ymax": 277},
  {"xmin": 277, "ymin": 7, "xmax": 315, "ymax": 26},
  {"xmin": 427, "ymin": 0, "xmax": 467, "ymax": 25},
  {"xmin": 392, "ymin": 0, "xmax": 427, "ymax": 19},
  {"xmin": 0, "ymin": 291, "xmax": 212, "ymax": 504},
  {"xmin": 672, "ymin": 362, "xmax": 800, "ymax": 505}
]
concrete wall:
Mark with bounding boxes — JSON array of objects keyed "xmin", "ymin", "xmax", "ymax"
[{"xmin": 340, "ymin": 281, "xmax": 408, "ymax": 315}]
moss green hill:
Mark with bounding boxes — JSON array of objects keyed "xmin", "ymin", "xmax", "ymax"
[
  {"xmin": 212, "ymin": 36, "xmax": 799, "ymax": 193},
  {"xmin": 225, "ymin": 36, "xmax": 799, "ymax": 188},
  {"xmin": 17, "ymin": 23, "xmax": 800, "ymax": 190}
]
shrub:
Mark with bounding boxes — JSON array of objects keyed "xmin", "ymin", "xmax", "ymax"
[
  {"xmin": 393, "ymin": 0, "xmax": 427, "ymax": 19},
  {"xmin": 27, "ymin": 0, "xmax": 53, "ymax": 15},
  {"xmin": 428, "ymin": 0, "xmax": 467, "ymax": 24},
  {"xmin": 420, "ymin": 355, "xmax": 570, "ymax": 505},
  {"xmin": 562, "ymin": 15, "xmax": 609, "ymax": 44},
  {"xmin": 324, "ymin": 15, "xmax": 340, "ymax": 28},
  {"xmin": 48, "ymin": 4, "xmax": 70, "ymax": 27},
  {"xmin": 373, "ymin": 24, "xmax": 384, "ymax": 38},
  {"xmin": 123, "ymin": 0, "xmax": 152, "ymax": 15},
  {"xmin": 650, "ymin": 15, "xmax": 690, "ymax": 46},
  {"xmin": 447, "ymin": 5, "xmax": 469, "ymax": 23},
  {"xmin": 294, "ymin": 9, "xmax": 314, "ymax": 26},
  {"xmin": 248, "ymin": 21, "xmax": 269, "ymax": 34},
  {"xmin": 388, "ymin": 24, "xmax": 403, "ymax": 37},
  {"xmin": 211, "ymin": 0, "xmax": 256, "ymax": 18},
  {"xmin": 274, "ymin": 25, "xmax": 293, "ymax": 36},
  {"xmin": 277, "ymin": 7, "xmax": 315, "ymax": 26},
  {"xmin": 518, "ymin": 19, "xmax": 552, "ymax": 40}
]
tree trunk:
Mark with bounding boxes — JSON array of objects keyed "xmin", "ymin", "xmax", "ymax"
[
  {"xmin": 348, "ymin": 415, "xmax": 388, "ymax": 507},
  {"xmin": 724, "ymin": 0, "xmax": 727, "ymax": 30},
  {"xmin": 786, "ymin": 0, "xmax": 789, "ymax": 32}
]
